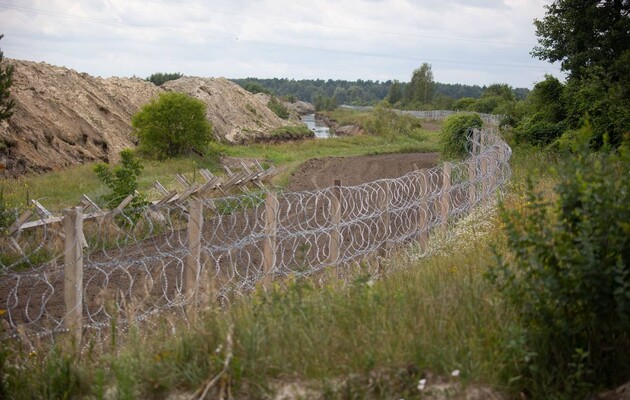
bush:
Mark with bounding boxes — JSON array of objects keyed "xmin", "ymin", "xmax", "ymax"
[
  {"xmin": 132, "ymin": 92, "xmax": 213, "ymax": 159},
  {"xmin": 94, "ymin": 149, "xmax": 146, "ymax": 209},
  {"xmin": 268, "ymin": 125, "xmax": 314, "ymax": 141},
  {"xmin": 268, "ymin": 96, "xmax": 289, "ymax": 119},
  {"xmin": 440, "ymin": 113, "xmax": 483, "ymax": 159},
  {"xmin": 488, "ymin": 146, "xmax": 630, "ymax": 397},
  {"xmin": 362, "ymin": 102, "xmax": 424, "ymax": 141},
  {"xmin": 514, "ymin": 112, "xmax": 565, "ymax": 145}
]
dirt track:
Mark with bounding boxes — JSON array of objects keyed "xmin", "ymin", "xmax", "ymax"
[{"xmin": 288, "ymin": 152, "xmax": 440, "ymax": 191}]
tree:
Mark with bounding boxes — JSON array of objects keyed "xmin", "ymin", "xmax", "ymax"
[
  {"xmin": 132, "ymin": 92, "xmax": 213, "ymax": 159},
  {"xmin": 146, "ymin": 72, "xmax": 183, "ymax": 86},
  {"xmin": 386, "ymin": 80, "xmax": 403, "ymax": 105},
  {"xmin": 94, "ymin": 149, "xmax": 145, "ymax": 208},
  {"xmin": 532, "ymin": 0, "xmax": 630, "ymax": 145},
  {"xmin": 0, "ymin": 34, "xmax": 15, "ymax": 122},
  {"xmin": 532, "ymin": 0, "xmax": 630, "ymax": 80},
  {"xmin": 405, "ymin": 63, "xmax": 435, "ymax": 106}
]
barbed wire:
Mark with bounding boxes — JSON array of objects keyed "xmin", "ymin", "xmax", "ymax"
[{"xmin": 0, "ymin": 128, "xmax": 511, "ymax": 339}]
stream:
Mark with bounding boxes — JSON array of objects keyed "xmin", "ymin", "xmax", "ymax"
[{"xmin": 301, "ymin": 114, "xmax": 331, "ymax": 138}]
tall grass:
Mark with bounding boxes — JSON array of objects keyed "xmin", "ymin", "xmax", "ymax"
[{"xmin": 1, "ymin": 202, "xmax": 526, "ymax": 399}]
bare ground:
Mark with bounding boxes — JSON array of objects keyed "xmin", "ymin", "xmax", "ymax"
[{"xmin": 288, "ymin": 152, "xmax": 440, "ymax": 191}]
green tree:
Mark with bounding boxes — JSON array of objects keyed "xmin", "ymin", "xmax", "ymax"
[
  {"xmin": 268, "ymin": 96, "xmax": 289, "ymax": 119},
  {"xmin": 0, "ymin": 34, "xmax": 15, "ymax": 121},
  {"xmin": 405, "ymin": 63, "xmax": 435, "ymax": 106},
  {"xmin": 532, "ymin": 0, "xmax": 630, "ymax": 80},
  {"xmin": 386, "ymin": 80, "xmax": 403, "ymax": 105},
  {"xmin": 532, "ymin": 0, "xmax": 630, "ymax": 146},
  {"xmin": 94, "ymin": 149, "xmax": 145, "ymax": 208},
  {"xmin": 146, "ymin": 72, "xmax": 183, "ymax": 86},
  {"xmin": 132, "ymin": 92, "xmax": 213, "ymax": 159}
]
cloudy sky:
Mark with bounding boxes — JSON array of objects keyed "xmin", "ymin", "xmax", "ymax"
[{"xmin": 0, "ymin": 0, "xmax": 563, "ymax": 88}]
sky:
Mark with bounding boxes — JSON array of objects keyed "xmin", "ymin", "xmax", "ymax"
[{"xmin": 0, "ymin": 0, "xmax": 564, "ymax": 88}]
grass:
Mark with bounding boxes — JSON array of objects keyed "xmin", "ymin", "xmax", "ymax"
[
  {"xmin": 1, "ymin": 143, "xmax": 586, "ymax": 399},
  {"xmin": 0, "ymin": 212, "xmax": 521, "ymax": 399}
]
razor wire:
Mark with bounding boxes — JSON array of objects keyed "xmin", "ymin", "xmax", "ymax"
[{"xmin": 0, "ymin": 128, "xmax": 511, "ymax": 338}]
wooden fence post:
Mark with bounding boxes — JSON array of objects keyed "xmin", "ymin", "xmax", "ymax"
[
  {"xmin": 262, "ymin": 191, "xmax": 278, "ymax": 287},
  {"xmin": 440, "ymin": 163, "xmax": 451, "ymax": 223},
  {"xmin": 186, "ymin": 199, "xmax": 203, "ymax": 322},
  {"xmin": 63, "ymin": 207, "xmax": 83, "ymax": 343},
  {"xmin": 329, "ymin": 179, "xmax": 342, "ymax": 265},
  {"xmin": 417, "ymin": 172, "xmax": 429, "ymax": 249},
  {"xmin": 379, "ymin": 181, "xmax": 392, "ymax": 256},
  {"xmin": 468, "ymin": 158, "xmax": 477, "ymax": 205}
]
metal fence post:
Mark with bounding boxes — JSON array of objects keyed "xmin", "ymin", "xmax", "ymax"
[{"xmin": 63, "ymin": 206, "xmax": 83, "ymax": 343}]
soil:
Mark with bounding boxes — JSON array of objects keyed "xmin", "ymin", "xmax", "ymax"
[
  {"xmin": 0, "ymin": 59, "xmax": 306, "ymax": 177},
  {"xmin": 288, "ymin": 152, "xmax": 440, "ymax": 191}
]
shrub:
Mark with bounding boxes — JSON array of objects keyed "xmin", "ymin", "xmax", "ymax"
[
  {"xmin": 488, "ymin": 145, "xmax": 630, "ymax": 397},
  {"xmin": 94, "ymin": 149, "xmax": 146, "ymax": 209},
  {"xmin": 268, "ymin": 125, "xmax": 314, "ymax": 141},
  {"xmin": 132, "ymin": 92, "xmax": 213, "ymax": 159},
  {"xmin": 514, "ymin": 112, "xmax": 565, "ymax": 145},
  {"xmin": 440, "ymin": 113, "xmax": 483, "ymax": 159},
  {"xmin": 268, "ymin": 96, "xmax": 289, "ymax": 119},
  {"xmin": 362, "ymin": 102, "xmax": 423, "ymax": 141}
]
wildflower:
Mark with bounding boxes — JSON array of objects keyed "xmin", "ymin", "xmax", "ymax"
[
  {"xmin": 366, "ymin": 278, "xmax": 375, "ymax": 287},
  {"xmin": 451, "ymin": 369, "xmax": 460, "ymax": 377},
  {"xmin": 417, "ymin": 378, "xmax": 427, "ymax": 391}
]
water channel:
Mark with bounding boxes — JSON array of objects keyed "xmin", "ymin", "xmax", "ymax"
[{"xmin": 301, "ymin": 114, "xmax": 331, "ymax": 138}]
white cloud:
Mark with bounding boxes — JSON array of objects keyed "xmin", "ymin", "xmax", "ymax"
[{"xmin": 0, "ymin": 0, "xmax": 562, "ymax": 87}]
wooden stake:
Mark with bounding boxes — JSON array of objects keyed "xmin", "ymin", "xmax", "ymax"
[
  {"xmin": 186, "ymin": 199, "xmax": 204, "ymax": 322},
  {"xmin": 379, "ymin": 181, "xmax": 392, "ymax": 255},
  {"xmin": 262, "ymin": 192, "xmax": 278, "ymax": 287},
  {"xmin": 63, "ymin": 207, "xmax": 83, "ymax": 343},
  {"xmin": 441, "ymin": 163, "xmax": 451, "ymax": 224},
  {"xmin": 417, "ymin": 172, "xmax": 429, "ymax": 249},
  {"xmin": 329, "ymin": 179, "xmax": 342, "ymax": 265}
]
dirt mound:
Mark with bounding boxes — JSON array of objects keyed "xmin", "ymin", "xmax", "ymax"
[
  {"xmin": 163, "ymin": 77, "xmax": 290, "ymax": 143},
  {"xmin": 0, "ymin": 59, "xmax": 162, "ymax": 176},
  {"xmin": 288, "ymin": 152, "xmax": 440, "ymax": 191},
  {"xmin": 0, "ymin": 59, "xmax": 305, "ymax": 177}
]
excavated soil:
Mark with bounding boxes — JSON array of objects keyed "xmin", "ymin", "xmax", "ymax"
[{"xmin": 288, "ymin": 152, "xmax": 440, "ymax": 191}]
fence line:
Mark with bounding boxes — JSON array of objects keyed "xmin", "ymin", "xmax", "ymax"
[
  {"xmin": 339, "ymin": 106, "xmax": 503, "ymax": 125},
  {"xmin": 0, "ymin": 128, "xmax": 511, "ymax": 340}
]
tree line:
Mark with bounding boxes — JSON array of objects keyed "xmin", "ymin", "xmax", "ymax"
[{"xmin": 230, "ymin": 75, "xmax": 529, "ymax": 109}]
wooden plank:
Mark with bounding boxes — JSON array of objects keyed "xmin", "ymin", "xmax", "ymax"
[
  {"xmin": 63, "ymin": 207, "xmax": 83, "ymax": 343},
  {"xmin": 175, "ymin": 174, "xmax": 191, "ymax": 189},
  {"xmin": 18, "ymin": 215, "xmax": 63, "ymax": 231},
  {"xmin": 80, "ymin": 195, "xmax": 101, "ymax": 212},
  {"xmin": 8, "ymin": 210, "xmax": 33, "ymax": 236},
  {"xmin": 31, "ymin": 200, "xmax": 53, "ymax": 219},
  {"xmin": 153, "ymin": 181, "xmax": 170, "ymax": 196}
]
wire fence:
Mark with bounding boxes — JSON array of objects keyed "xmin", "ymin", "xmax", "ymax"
[
  {"xmin": 339, "ymin": 106, "xmax": 503, "ymax": 125},
  {"xmin": 0, "ymin": 128, "xmax": 511, "ymax": 340}
]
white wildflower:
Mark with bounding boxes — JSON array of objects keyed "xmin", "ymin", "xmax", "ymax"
[
  {"xmin": 417, "ymin": 378, "xmax": 427, "ymax": 391},
  {"xmin": 451, "ymin": 369, "xmax": 460, "ymax": 377}
]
